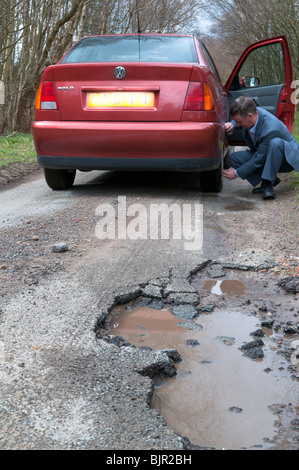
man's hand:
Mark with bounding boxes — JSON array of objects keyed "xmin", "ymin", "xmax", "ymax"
[
  {"xmin": 222, "ymin": 168, "xmax": 238, "ymax": 180},
  {"xmin": 224, "ymin": 122, "xmax": 234, "ymax": 135}
]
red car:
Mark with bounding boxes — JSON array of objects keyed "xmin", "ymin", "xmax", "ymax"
[{"xmin": 32, "ymin": 34, "xmax": 294, "ymax": 191}]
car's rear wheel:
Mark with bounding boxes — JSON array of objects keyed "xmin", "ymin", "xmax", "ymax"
[
  {"xmin": 44, "ymin": 168, "xmax": 76, "ymax": 190},
  {"xmin": 223, "ymin": 146, "xmax": 235, "ymax": 169},
  {"xmin": 199, "ymin": 164, "xmax": 223, "ymax": 193}
]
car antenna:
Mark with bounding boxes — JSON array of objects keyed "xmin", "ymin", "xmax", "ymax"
[
  {"xmin": 135, "ymin": 0, "xmax": 142, "ymax": 33},
  {"xmin": 135, "ymin": 0, "xmax": 141, "ymax": 60}
]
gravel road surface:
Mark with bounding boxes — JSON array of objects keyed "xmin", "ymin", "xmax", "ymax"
[{"xmin": 0, "ymin": 168, "xmax": 298, "ymax": 450}]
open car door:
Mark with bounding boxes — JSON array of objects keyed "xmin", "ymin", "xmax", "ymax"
[{"xmin": 225, "ymin": 36, "xmax": 295, "ymax": 146}]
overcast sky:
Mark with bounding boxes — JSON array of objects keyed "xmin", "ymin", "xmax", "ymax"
[{"xmin": 192, "ymin": 9, "xmax": 214, "ymax": 34}]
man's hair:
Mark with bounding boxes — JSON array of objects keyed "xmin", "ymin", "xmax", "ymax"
[{"xmin": 230, "ymin": 96, "xmax": 257, "ymax": 117}]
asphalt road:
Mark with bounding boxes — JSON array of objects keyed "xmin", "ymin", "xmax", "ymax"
[{"xmin": 0, "ymin": 168, "xmax": 297, "ymax": 450}]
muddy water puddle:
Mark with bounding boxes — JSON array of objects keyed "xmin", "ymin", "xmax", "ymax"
[
  {"xmin": 106, "ymin": 270, "xmax": 298, "ymax": 449},
  {"xmin": 203, "ymin": 279, "xmax": 245, "ymax": 296}
]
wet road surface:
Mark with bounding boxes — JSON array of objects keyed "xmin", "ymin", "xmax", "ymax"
[{"xmin": 0, "ymin": 168, "xmax": 298, "ymax": 449}]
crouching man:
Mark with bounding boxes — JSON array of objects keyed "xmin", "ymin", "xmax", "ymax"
[{"xmin": 222, "ymin": 96, "xmax": 299, "ymax": 199}]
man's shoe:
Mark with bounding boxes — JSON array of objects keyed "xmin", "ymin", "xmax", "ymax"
[
  {"xmin": 273, "ymin": 177, "xmax": 281, "ymax": 187},
  {"xmin": 252, "ymin": 180, "xmax": 266, "ymax": 194},
  {"xmin": 263, "ymin": 182, "xmax": 275, "ymax": 199},
  {"xmin": 252, "ymin": 177, "xmax": 280, "ymax": 194}
]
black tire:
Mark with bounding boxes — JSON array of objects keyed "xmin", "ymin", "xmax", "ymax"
[
  {"xmin": 199, "ymin": 164, "xmax": 223, "ymax": 193},
  {"xmin": 223, "ymin": 146, "xmax": 235, "ymax": 169},
  {"xmin": 44, "ymin": 168, "xmax": 76, "ymax": 190}
]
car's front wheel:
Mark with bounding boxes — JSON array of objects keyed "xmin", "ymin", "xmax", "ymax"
[
  {"xmin": 199, "ymin": 164, "xmax": 223, "ymax": 193},
  {"xmin": 44, "ymin": 168, "xmax": 76, "ymax": 190}
]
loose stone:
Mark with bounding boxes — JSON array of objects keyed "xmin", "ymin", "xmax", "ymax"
[{"xmin": 52, "ymin": 243, "xmax": 69, "ymax": 253}]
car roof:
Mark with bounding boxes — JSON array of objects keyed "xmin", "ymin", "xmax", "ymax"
[{"xmin": 77, "ymin": 33, "xmax": 195, "ymax": 39}]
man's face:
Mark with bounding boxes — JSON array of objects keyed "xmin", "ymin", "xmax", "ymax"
[{"xmin": 232, "ymin": 112, "xmax": 258, "ymax": 129}]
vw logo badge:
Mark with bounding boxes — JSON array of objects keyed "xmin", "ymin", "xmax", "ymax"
[{"xmin": 114, "ymin": 66, "xmax": 126, "ymax": 79}]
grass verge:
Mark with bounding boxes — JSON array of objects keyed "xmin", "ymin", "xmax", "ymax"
[
  {"xmin": 289, "ymin": 110, "xmax": 299, "ymax": 194},
  {"xmin": 0, "ymin": 132, "xmax": 36, "ymax": 167}
]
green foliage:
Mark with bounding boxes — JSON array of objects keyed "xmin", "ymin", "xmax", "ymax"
[
  {"xmin": 0, "ymin": 133, "xmax": 36, "ymax": 167},
  {"xmin": 289, "ymin": 111, "xmax": 299, "ymax": 194},
  {"xmin": 293, "ymin": 110, "xmax": 299, "ymax": 143}
]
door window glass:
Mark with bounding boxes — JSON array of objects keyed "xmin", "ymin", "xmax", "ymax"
[
  {"xmin": 230, "ymin": 42, "xmax": 285, "ymax": 90},
  {"xmin": 200, "ymin": 43, "xmax": 221, "ymax": 82}
]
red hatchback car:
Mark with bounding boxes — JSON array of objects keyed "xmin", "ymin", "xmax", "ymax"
[{"xmin": 32, "ymin": 34, "xmax": 294, "ymax": 191}]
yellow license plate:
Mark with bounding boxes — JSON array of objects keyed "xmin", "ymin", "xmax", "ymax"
[{"xmin": 88, "ymin": 92, "xmax": 154, "ymax": 108}]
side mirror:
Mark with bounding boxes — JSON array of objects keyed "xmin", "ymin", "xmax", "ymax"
[{"xmin": 240, "ymin": 76, "xmax": 260, "ymax": 88}]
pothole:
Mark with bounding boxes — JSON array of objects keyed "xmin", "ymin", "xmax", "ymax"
[
  {"xmin": 224, "ymin": 201, "xmax": 256, "ymax": 211},
  {"xmin": 96, "ymin": 266, "xmax": 299, "ymax": 450},
  {"xmin": 203, "ymin": 279, "xmax": 245, "ymax": 296}
]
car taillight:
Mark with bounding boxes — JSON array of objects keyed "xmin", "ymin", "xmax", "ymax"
[
  {"xmin": 184, "ymin": 82, "xmax": 214, "ymax": 111},
  {"xmin": 35, "ymin": 82, "xmax": 58, "ymax": 110}
]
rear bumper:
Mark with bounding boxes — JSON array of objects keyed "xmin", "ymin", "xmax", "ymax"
[
  {"xmin": 32, "ymin": 121, "xmax": 224, "ymax": 171},
  {"xmin": 37, "ymin": 155, "xmax": 220, "ymax": 171}
]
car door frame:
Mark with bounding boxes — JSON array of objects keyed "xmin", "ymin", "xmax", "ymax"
[{"xmin": 225, "ymin": 35, "xmax": 294, "ymax": 145}]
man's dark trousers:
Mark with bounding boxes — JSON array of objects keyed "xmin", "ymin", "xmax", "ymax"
[{"xmin": 230, "ymin": 137, "xmax": 294, "ymax": 187}]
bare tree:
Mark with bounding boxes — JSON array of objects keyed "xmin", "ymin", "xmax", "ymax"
[
  {"xmin": 0, "ymin": 0, "xmax": 201, "ymax": 132},
  {"xmin": 199, "ymin": 0, "xmax": 298, "ymax": 82},
  {"xmin": 0, "ymin": 0, "xmax": 88, "ymax": 131},
  {"xmin": 76, "ymin": 0, "xmax": 200, "ymax": 35}
]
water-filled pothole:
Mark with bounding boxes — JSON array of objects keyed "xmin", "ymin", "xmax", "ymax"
[
  {"xmin": 204, "ymin": 279, "xmax": 246, "ymax": 296},
  {"xmin": 100, "ymin": 267, "xmax": 298, "ymax": 449},
  {"xmin": 106, "ymin": 296, "xmax": 297, "ymax": 450}
]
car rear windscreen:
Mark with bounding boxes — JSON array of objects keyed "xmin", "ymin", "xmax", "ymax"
[{"xmin": 61, "ymin": 35, "xmax": 198, "ymax": 63}]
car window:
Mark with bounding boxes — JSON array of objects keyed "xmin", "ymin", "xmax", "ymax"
[
  {"xmin": 61, "ymin": 35, "xmax": 199, "ymax": 63},
  {"xmin": 200, "ymin": 43, "xmax": 221, "ymax": 82},
  {"xmin": 231, "ymin": 42, "xmax": 285, "ymax": 90}
]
